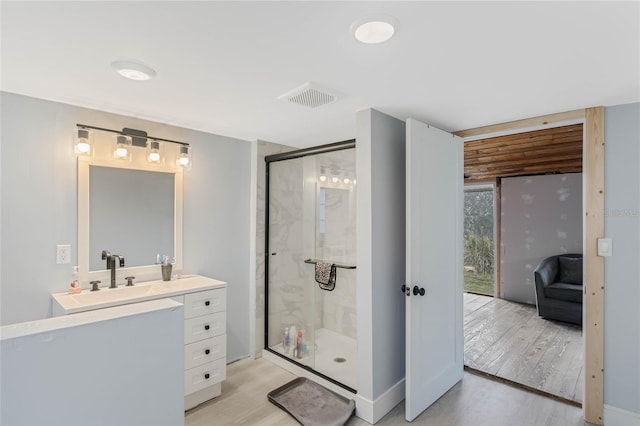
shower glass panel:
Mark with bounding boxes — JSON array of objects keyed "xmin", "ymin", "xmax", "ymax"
[{"xmin": 266, "ymin": 145, "xmax": 357, "ymax": 391}]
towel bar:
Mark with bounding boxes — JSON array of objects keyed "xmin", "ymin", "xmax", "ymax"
[{"xmin": 304, "ymin": 259, "xmax": 356, "ymax": 270}]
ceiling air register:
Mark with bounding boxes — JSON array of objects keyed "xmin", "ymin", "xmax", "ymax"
[{"xmin": 278, "ymin": 82, "xmax": 338, "ymax": 109}]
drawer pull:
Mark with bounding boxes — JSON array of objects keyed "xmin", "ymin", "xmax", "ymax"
[
  {"xmin": 204, "ymin": 373, "xmax": 210, "ymax": 380},
  {"xmin": 204, "ymin": 324, "xmax": 210, "ymax": 331},
  {"xmin": 205, "ymin": 300, "xmax": 211, "ymax": 306},
  {"xmin": 205, "ymin": 349, "xmax": 211, "ymax": 355}
]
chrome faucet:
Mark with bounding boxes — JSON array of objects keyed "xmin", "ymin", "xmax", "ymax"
[{"xmin": 101, "ymin": 250, "xmax": 125, "ymax": 289}]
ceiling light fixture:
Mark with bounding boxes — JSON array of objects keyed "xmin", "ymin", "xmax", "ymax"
[
  {"xmin": 351, "ymin": 15, "xmax": 398, "ymax": 44},
  {"xmin": 111, "ymin": 60, "xmax": 157, "ymax": 81}
]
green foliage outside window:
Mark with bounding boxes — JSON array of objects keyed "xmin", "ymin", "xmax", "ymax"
[{"xmin": 464, "ymin": 189, "xmax": 495, "ymax": 295}]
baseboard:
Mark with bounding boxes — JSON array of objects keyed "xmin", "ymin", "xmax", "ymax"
[
  {"xmin": 355, "ymin": 379, "xmax": 405, "ymax": 424},
  {"xmin": 604, "ymin": 404, "xmax": 640, "ymax": 426}
]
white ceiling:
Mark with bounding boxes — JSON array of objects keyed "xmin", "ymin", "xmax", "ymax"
[{"xmin": 2, "ymin": 1, "xmax": 638, "ymax": 148}]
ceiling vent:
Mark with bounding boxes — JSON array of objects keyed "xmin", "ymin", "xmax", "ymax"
[{"xmin": 278, "ymin": 82, "xmax": 338, "ymax": 108}]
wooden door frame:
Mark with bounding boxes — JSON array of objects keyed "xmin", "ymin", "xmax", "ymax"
[{"xmin": 455, "ymin": 107, "xmax": 605, "ymax": 425}]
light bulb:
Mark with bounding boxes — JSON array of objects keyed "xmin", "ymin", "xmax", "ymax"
[
  {"xmin": 115, "ymin": 147, "xmax": 128, "ymax": 158},
  {"xmin": 319, "ymin": 175, "xmax": 327, "ymax": 182},
  {"xmin": 332, "ymin": 176, "xmax": 339, "ymax": 183},
  {"xmin": 178, "ymin": 156, "xmax": 190, "ymax": 166},
  {"xmin": 147, "ymin": 141, "xmax": 161, "ymax": 163},
  {"xmin": 343, "ymin": 178, "xmax": 350, "ymax": 184},
  {"xmin": 74, "ymin": 129, "xmax": 92, "ymax": 156},
  {"xmin": 114, "ymin": 135, "xmax": 131, "ymax": 159},
  {"xmin": 177, "ymin": 146, "xmax": 191, "ymax": 169},
  {"xmin": 76, "ymin": 140, "xmax": 91, "ymax": 153}
]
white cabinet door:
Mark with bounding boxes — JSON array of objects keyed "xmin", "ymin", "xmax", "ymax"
[{"xmin": 405, "ymin": 118, "xmax": 464, "ymax": 421}]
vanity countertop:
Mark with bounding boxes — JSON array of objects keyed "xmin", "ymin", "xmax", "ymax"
[{"xmin": 52, "ymin": 275, "xmax": 226, "ymax": 316}]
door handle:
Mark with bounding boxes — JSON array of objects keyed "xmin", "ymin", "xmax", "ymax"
[
  {"xmin": 401, "ymin": 284, "xmax": 410, "ymax": 296},
  {"xmin": 413, "ymin": 285, "xmax": 426, "ymax": 296}
]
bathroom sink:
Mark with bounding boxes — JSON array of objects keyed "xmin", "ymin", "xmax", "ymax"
[
  {"xmin": 69, "ymin": 284, "xmax": 160, "ymax": 305},
  {"xmin": 51, "ymin": 275, "xmax": 225, "ymax": 316}
]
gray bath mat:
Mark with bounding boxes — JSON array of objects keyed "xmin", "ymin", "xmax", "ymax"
[{"xmin": 268, "ymin": 377, "xmax": 355, "ymax": 426}]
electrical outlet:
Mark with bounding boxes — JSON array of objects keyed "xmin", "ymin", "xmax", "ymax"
[
  {"xmin": 597, "ymin": 238, "xmax": 612, "ymax": 257},
  {"xmin": 57, "ymin": 244, "xmax": 71, "ymax": 264}
]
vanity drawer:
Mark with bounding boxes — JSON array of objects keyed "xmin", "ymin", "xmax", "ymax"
[
  {"xmin": 184, "ymin": 335, "xmax": 226, "ymax": 370},
  {"xmin": 184, "ymin": 312, "xmax": 225, "ymax": 344},
  {"xmin": 184, "ymin": 288, "xmax": 226, "ymax": 319},
  {"xmin": 184, "ymin": 357, "xmax": 226, "ymax": 395}
]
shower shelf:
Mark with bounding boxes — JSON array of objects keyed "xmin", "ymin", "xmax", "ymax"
[{"xmin": 304, "ymin": 259, "xmax": 356, "ymax": 270}]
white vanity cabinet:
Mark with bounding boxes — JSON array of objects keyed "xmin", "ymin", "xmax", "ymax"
[
  {"xmin": 172, "ymin": 287, "xmax": 227, "ymax": 409},
  {"xmin": 52, "ymin": 275, "xmax": 227, "ymax": 410}
]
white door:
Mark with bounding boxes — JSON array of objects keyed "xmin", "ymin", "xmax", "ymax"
[{"xmin": 405, "ymin": 118, "xmax": 464, "ymax": 421}]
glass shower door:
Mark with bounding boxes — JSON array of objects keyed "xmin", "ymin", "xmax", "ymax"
[
  {"xmin": 266, "ymin": 145, "xmax": 357, "ymax": 391},
  {"xmin": 266, "ymin": 156, "xmax": 316, "ymax": 369}
]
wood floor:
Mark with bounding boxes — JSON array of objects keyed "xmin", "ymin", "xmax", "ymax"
[
  {"xmin": 464, "ymin": 293, "xmax": 584, "ymax": 403},
  {"xmin": 185, "ymin": 357, "xmax": 587, "ymax": 426}
]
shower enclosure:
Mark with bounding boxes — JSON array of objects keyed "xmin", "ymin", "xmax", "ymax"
[{"xmin": 265, "ymin": 140, "xmax": 357, "ymax": 392}]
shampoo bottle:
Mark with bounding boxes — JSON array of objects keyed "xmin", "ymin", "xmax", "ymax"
[
  {"xmin": 289, "ymin": 325, "xmax": 297, "ymax": 357},
  {"xmin": 296, "ymin": 330, "xmax": 303, "ymax": 359},
  {"xmin": 282, "ymin": 327, "xmax": 289, "ymax": 354}
]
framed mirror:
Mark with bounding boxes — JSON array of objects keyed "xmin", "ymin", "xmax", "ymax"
[{"xmin": 78, "ymin": 155, "xmax": 183, "ymax": 284}]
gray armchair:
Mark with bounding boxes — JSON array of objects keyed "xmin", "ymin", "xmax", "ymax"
[{"xmin": 533, "ymin": 253, "xmax": 583, "ymax": 325}]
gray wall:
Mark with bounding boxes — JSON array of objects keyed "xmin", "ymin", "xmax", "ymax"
[
  {"xmin": 0, "ymin": 91, "xmax": 252, "ymax": 362},
  {"xmin": 356, "ymin": 108, "xmax": 406, "ymax": 401},
  {"xmin": 500, "ymin": 173, "xmax": 583, "ymax": 304},
  {"xmin": 603, "ymin": 103, "xmax": 640, "ymax": 416}
]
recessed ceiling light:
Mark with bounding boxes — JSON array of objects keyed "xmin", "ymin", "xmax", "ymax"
[
  {"xmin": 351, "ymin": 15, "xmax": 398, "ymax": 44},
  {"xmin": 110, "ymin": 60, "xmax": 157, "ymax": 81}
]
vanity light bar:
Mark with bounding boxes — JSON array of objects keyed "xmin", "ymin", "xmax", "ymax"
[{"xmin": 75, "ymin": 124, "xmax": 189, "ymax": 147}]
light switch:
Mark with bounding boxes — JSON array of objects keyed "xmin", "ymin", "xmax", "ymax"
[{"xmin": 597, "ymin": 238, "xmax": 612, "ymax": 257}]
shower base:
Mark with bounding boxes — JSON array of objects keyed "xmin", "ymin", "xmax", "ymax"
[
  {"xmin": 314, "ymin": 328, "xmax": 357, "ymax": 390},
  {"xmin": 268, "ymin": 327, "xmax": 357, "ymax": 391}
]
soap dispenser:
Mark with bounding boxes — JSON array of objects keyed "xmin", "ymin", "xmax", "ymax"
[{"xmin": 68, "ymin": 266, "xmax": 82, "ymax": 294}]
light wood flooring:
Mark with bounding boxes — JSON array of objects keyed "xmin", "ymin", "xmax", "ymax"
[
  {"xmin": 464, "ymin": 293, "xmax": 584, "ymax": 403},
  {"xmin": 185, "ymin": 357, "xmax": 588, "ymax": 426}
]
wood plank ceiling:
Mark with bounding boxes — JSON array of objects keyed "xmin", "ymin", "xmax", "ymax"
[{"xmin": 464, "ymin": 124, "xmax": 583, "ymax": 182}]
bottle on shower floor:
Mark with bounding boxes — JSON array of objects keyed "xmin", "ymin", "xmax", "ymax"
[
  {"xmin": 282, "ymin": 327, "xmax": 289, "ymax": 354},
  {"xmin": 289, "ymin": 325, "xmax": 297, "ymax": 357},
  {"xmin": 296, "ymin": 330, "xmax": 303, "ymax": 359}
]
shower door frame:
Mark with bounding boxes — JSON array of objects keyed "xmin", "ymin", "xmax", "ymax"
[{"xmin": 264, "ymin": 139, "xmax": 356, "ymax": 393}]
